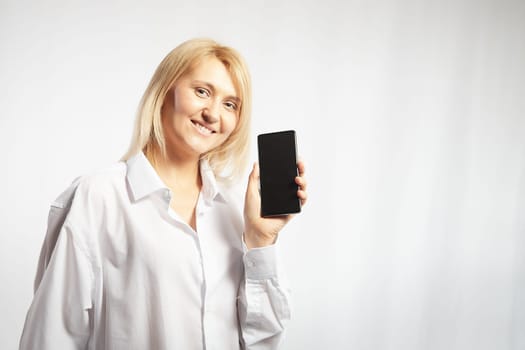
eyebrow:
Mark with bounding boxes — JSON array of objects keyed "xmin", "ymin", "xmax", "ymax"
[{"xmin": 193, "ymin": 80, "xmax": 241, "ymax": 104}]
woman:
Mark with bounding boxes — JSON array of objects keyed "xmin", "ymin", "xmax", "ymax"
[{"xmin": 19, "ymin": 38, "xmax": 307, "ymax": 349}]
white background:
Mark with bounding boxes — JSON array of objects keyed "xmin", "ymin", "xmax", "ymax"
[{"xmin": 2, "ymin": 0, "xmax": 524, "ymax": 349}]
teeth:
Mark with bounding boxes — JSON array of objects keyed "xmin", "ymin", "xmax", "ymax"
[{"xmin": 193, "ymin": 121, "xmax": 213, "ymax": 134}]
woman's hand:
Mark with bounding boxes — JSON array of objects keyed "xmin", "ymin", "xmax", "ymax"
[{"xmin": 243, "ymin": 160, "xmax": 308, "ymax": 249}]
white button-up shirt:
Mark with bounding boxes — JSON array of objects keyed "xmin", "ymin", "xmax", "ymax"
[{"xmin": 20, "ymin": 152, "xmax": 290, "ymax": 350}]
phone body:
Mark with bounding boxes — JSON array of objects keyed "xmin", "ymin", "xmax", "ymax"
[{"xmin": 257, "ymin": 130, "xmax": 301, "ymax": 217}]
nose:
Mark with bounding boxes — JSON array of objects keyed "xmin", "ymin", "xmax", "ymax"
[{"xmin": 202, "ymin": 100, "xmax": 220, "ymax": 124}]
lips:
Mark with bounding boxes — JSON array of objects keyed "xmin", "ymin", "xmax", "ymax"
[{"xmin": 191, "ymin": 120, "xmax": 215, "ymax": 135}]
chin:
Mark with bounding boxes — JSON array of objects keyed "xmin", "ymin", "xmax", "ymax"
[{"xmin": 187, "ymin": 142, "xmax": 216, "ymax": 157}]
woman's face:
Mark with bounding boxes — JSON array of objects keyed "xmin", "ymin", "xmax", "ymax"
[{"xmin": 161, "ymin": 56, "xmax": 240, "ymax": 160}]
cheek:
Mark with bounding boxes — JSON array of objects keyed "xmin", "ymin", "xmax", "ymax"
[
  {"xmin": 223, "ymin": 115, "xmax": 239, "ymax": 136},
  {"xmin": 173, "ymin": 91, "xmax": 202, "ymax": 115}
]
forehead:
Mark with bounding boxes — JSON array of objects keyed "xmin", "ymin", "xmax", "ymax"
[{"xmin": 181, "ymin": 56, "xmax": 239, "ymax": 98}]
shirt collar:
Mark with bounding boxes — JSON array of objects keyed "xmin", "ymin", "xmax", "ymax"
[
  {"xmin": 199, "ymin": 158, "xmax": 226, "ymax": 204},
  {"xmin": 126, "ymin": 151, "xmax": 225, "ymax": 203}
]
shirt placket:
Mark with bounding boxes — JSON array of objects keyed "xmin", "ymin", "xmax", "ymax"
[
  {"xmin": 195, "ymin": 195, "xmax": 211, "ymax": 350},
  {"xmin": 164, "ymin": 189, "xmax": 211, "ymax": 350}
]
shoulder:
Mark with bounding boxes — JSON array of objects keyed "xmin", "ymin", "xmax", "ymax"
[
  {"xmin": 75, "ymin": 161, "xmax": 127, "ymax": 196},
  {"xmin": 39, "ymin": 161, "xmax": 127, "ymax": 274},
  {"xmin": 53, "ymin": 161, "xmax": 127, "ymax": 213}
]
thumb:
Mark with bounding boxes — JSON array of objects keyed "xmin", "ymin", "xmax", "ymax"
[
  {"xmin": 244, "ymin": 162, "xmax": 260, "ymax": 216},
  {"xmin": 247, "ymin": 162, "xmax": 260, "ymax": 192}
]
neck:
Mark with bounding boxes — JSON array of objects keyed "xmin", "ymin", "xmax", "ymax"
[{"xmin": 146, "ymin": 145, "xmax": 202, "ymax": 191}]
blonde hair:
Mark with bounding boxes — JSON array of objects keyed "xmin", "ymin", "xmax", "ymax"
[{"xmin": 121, "ymin": 38, "xmax": 252, "ymax": 181}]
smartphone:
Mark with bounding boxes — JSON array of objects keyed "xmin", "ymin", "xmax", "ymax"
[{"xmin": 257, "ymin": 130, "xmax": 301, "ymax": 217}]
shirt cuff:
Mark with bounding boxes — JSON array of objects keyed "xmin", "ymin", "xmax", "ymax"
[{"xmin": 243, "ymin": 243, "xmax": 279, "ymax": 280}]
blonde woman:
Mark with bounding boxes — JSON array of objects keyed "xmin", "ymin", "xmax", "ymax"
[{"xmin": 19, "ymin": 38, "xmax": 307, "ymax": 350}]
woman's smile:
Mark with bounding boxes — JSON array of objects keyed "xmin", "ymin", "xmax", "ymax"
[
  {"xmin": 190, "ymin": 119, "xmax": 216, "ymax": 135},
  {"xmin": 161, "ymin": 56, "xmax": 240, "ymax": 158}
]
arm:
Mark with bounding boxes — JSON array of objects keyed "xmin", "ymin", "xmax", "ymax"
[
  {"xmin": 34, "ymin": 178, "xmax": 80, "ymax": 292},
  {"xmin": 20, "ymin": 218, "xmax": 94, "ymax": 350},
  {"xmin": 238, "ymin": 161, "xmax": 307, "ymax": 349},
  {"xmin": 238, "ymin": 244, "xmax": 291, "ymax": 349}
]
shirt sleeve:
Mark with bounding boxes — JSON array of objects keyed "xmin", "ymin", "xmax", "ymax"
[
  {"xmin": 19, "ymin": 218, "xmax": 94, "ymax": 350},
  {"xmin": 34, "ymin": 177, "xmax": 81, "ymax": 291},
  {"xmin": 238, "ymin": 243, "xmax": 291, "ymax": 349}
]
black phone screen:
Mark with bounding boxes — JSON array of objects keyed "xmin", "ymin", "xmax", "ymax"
[{"xmin": 257, "ymin": 130, "xmax": 301, "ymax": 217}]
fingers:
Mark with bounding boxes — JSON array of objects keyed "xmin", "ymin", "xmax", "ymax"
[
  {"xmin": 295, "ymin": 173, "xmax": 307, "ymax": 187},
  {"xmin": 296, "ymin": 184, "xmax": 308, "ymax": 205},
  {"xmin": 297, "ymin": 159, "xmax": 306, "ymax": 177},
  {"xmin": 295, "ymin": 160, "xmax": 308, "ymax": 206},
  {"xmin": 295, "ymin": 160, "xmax": 307, "ymax": 193}
]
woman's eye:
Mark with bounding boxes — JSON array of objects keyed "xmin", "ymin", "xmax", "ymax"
[
  {"xmin": 195, "ymin": 88, "xmax": 210, "ymax": 97},
  {"xmin": 224, "ymin": 101, "xmax": 238, "ymax": 111}
]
